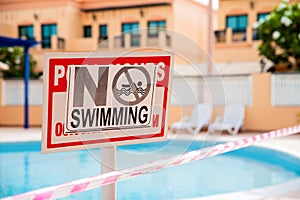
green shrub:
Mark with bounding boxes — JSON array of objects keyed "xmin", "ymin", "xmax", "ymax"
[
  {"xmin": 255, "ymin": 0, "xmax": 300, "ymax": 72},
  {"xmin": 0, "ymin": 47, "xmax": 40, "ymax": 79}
]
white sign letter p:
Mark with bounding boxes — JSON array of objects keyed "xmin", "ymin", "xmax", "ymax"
[{"xmin": 54, "ymin": 65, "xmax": 65, "ymax": 86}]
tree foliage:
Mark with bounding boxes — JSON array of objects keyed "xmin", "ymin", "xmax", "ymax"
[
  {"xmin": 0, "ymin": 47, "xmax": 40, "ymax": 79},
  {"xmin": 255, "ymin": 0, "xmax": 300, "ymax": 72}
]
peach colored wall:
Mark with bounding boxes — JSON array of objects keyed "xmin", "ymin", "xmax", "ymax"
[
  {"xmin": 0, "ymin": 106, "xmax": 42, "ymax": 127},
  {"xmin": 245, "ymin": 73, "xmax": 300, "ymax": 131},
  {"xmin": 0, "ymin": 23, "xmax": 14, "ymax": 37},
  {"xmin": 214, "ymin": 42, "xmax": 261, "ymax": 62},
  {"xmin": 173, "ymin": 0, "xmax": 207, "ymax": 47},
  {"xmin": 172, "ymin": 0, "xmax": 208, "ymax": 63},
  {"xmin": 0, "ymin": 4, "xmax": 81, "ymax": 50}
]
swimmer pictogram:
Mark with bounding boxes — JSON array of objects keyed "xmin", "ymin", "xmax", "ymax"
[{"xmin": 112, "ymin": 67, "xmax": 151, "ymax": 106}]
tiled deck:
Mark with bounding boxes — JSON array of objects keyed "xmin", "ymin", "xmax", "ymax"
[{"xmin": 0, "ymin": 127, "xmax": 300, "ymax": 200}]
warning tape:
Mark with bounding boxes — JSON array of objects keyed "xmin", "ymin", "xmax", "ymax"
[{"xmin": 3, "ymin": 125, "xmax": 300, "ymax": 200}]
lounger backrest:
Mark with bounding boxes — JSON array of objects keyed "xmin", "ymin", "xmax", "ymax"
[
  {"xmin": 191, "ymin": 103, "xmax": 212, "ymax": 125},
  {"xmin": 223, "ymin": 104, "xmax": 244, "ymax": 125}
]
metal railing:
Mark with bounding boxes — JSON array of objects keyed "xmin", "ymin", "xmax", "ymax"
[
  {"xmin": 130, "ymin": 34, "xmax": 140, "ymax": 47},
  {"xmin": 57, "ymin": 37, "xmax": 65, "ymax": 50},
  {"xmin": 232, "ymin": 31, "xmax": 246, "ymax": 42},
  {"xmin": 2, "ymin": 79, "xmax": 43, "ymax": 106},
  {"xmin": 214, "ymin": 30, "xmax": 226, "ymax": 43},
  {"xmin": 271, "ymin": 74, "xmax": 300, "ymax": 106},
  {"xmin": 98, "ymin": 37, "xmax": 109, "ymax": 48},
  {"xmin": 215, "ymin": 28, "xmax": 261, "ymax": 43},
  {"xmin": 171, "ymin": 75, "xmax": 252, "ymax": 106},
  {"xmin": 166, "ymin": 34, "xmax": 171, "ymax": 47}
]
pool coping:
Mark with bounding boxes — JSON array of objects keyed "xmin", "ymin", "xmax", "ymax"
[{"xmin": 1, "ymin": 127, "xmax": 300, "ymax": 199}]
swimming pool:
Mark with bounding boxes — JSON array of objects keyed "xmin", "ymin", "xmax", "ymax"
[{"xmin": 1, "ymin": 140, "xmax": 300, "ymax": 199}]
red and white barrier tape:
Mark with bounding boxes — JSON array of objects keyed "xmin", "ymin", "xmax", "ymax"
[{"xmin": 3, "ymin": 125, "xmax": 300, "ymax": 200}]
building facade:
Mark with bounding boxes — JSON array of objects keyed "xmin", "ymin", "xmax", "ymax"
[
  {"xmin": 0, "ymin": 0, "xmax": 209, "ymax": 72},
  {"xmin": 214, "ymin": 0, "xmax": 299, "ymax": 74}
]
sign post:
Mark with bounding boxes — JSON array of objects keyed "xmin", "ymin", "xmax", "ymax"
[
  {"xmin": 101, "ymin": 146, "xmax": 116, "ymax": 200},
  {"xmin": 42, "ymin": 52, "xmax": 173, "ymax": 199}
]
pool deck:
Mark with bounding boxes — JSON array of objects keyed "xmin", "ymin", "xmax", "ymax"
[{"xmin": 0, "ymin": 127, "xmax": 300, "ymax": 200}]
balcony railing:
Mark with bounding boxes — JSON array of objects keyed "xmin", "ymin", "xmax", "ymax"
[
  {"xmin": 57, "ymin": 37, "xmax": 65, "ymax": 50},
  {"xmin": 166, "ymin": 34, "xmax": 171, "ymax": 47},
  {"xmin": 214, "ymin": 27, "xmax": 260, "ymax": 44},
  {"xmin": 98, "ymin": 37, "xmax": 109, "ymax": 48},
  {"xmin": 114, "ymin": 36, "xmax": 122, "ymax": 48},
  {"xmin": 130, "ymin": 34, "xmax": 140, "ymax": 47},
  {"xmin": 44, "ymin": 35, "xmax": 65, "ymax": 50},
  {"xmin": 232, "ymin": 31, "xmax": 246, "ymax": 42},
  {"xmin": 147, "ymin": 36, "xmax": 159, "ymax": 46},
  {"xmin": 73, "ymin": 31, "xmax": 172, "ymax": 50},
  {"xmin": 214, "ymin": 30, "xmax": 226, "ymax": 43}
]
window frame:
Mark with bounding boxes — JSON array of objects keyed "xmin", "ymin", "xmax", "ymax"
[
  {"xmin": 226, "ymin": 14, "xmax": 248, "ymax": 33},
  {"xmin": 41, "ymin": 23, "xmax": 57, "ymax": 49},
  {"xmin": 99, "ymin": 24, "xmax": 108, "ymax": 41},
  {"xmin": 121, "ymin": 22, "xmax": 140, "ymax": 47},
  {"xmin": 257, "ymin": 12, "xmax": 270, "ymax": 21},
  {"xmin": 147, "ymin": 20, "xmax": 166, "ymax": 37},
  {"xmin": 18, "ymin": 25, "xmax": 34, "ymax": 40},
  {"xmin": 253, "ymin": 12, "xmax": 270, "ymax": 40},
  {"xmin": 83, "ymin": 25, "xmax": 92, "ymax": 38}
]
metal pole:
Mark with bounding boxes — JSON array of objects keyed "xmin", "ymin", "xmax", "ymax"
[
  {"xmin": 207, "ymin": 0, "xmax": 214, "ymax": 75},
  {"xmin": 24, "ymin": 46, "xmax": 29, "ymax": 129},
  {"xmin": 101, "ymin": 146, "xmax": 116, "ymax": 200}
]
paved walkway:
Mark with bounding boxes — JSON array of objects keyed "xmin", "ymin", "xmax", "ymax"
[
  {"xmin": 0, "ymin": 127, "xmax": 300, "ymax": 200},
  {"xmin": 0, "ymin": 127, "xmax": 41, "ymax": 142}
]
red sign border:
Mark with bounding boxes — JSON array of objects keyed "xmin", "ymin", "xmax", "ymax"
[{"xmin": 42, "ymin": 53, "xmax": 173, "ymax": 153}]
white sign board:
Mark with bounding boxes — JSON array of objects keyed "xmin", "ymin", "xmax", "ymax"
[{"xmin": 42, "ymin": 53, "xmax": 173, "ymax": 153}]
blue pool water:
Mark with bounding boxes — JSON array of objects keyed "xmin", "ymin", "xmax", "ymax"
[{"xmin": 1, "ymin": 140, "xmax": 300, "ymax": 199}]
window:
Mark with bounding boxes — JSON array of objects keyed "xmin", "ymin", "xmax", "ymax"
[
  {"xmin": 41, "ymin": 24, "xmax": 57, "ymax": 48},
  {"xmin": 18, "ymin": 25, "xmax": 34, "ymax": 40},
  {"xmin": 253, "ymin": 13, "xmax": 270, "ymax": 40},
  {"xmin": 83, "ymin": 25, "xmax": 92, "ymax": 38},
  {"xmin": 257, "ymin": 12, "xmax": 270, "ymax": 21},
  {"xmin": 148, "ymin": 20, "xmax": 166, "ymax": 37},
  {"xmin": 99, "ymin": 24, "xmax": 108, "ymax": 41},
  {"xmin": 121, "ymin": 22, "xmax": 139, "ymax": 47},
  {"xmin": 226, "ymin": 15, "xmax": 248, "ymax": 32},
  {"xmin": 122, "ymin": 22, "xmax": 139, "ymax": 33}
]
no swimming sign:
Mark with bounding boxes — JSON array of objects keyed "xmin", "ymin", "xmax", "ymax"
[{"xmin": 42, "ymin": 53, "xmax": 173, "ymax": 153}]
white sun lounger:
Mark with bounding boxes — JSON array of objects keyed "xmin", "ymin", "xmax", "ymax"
[
  {"xmin": 208, "ymin": 104, "xmax": 244, "ymax": 135},
  {"xmin": 170, "ymin": 103, "xmax": 212, "ymax": 134}
]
